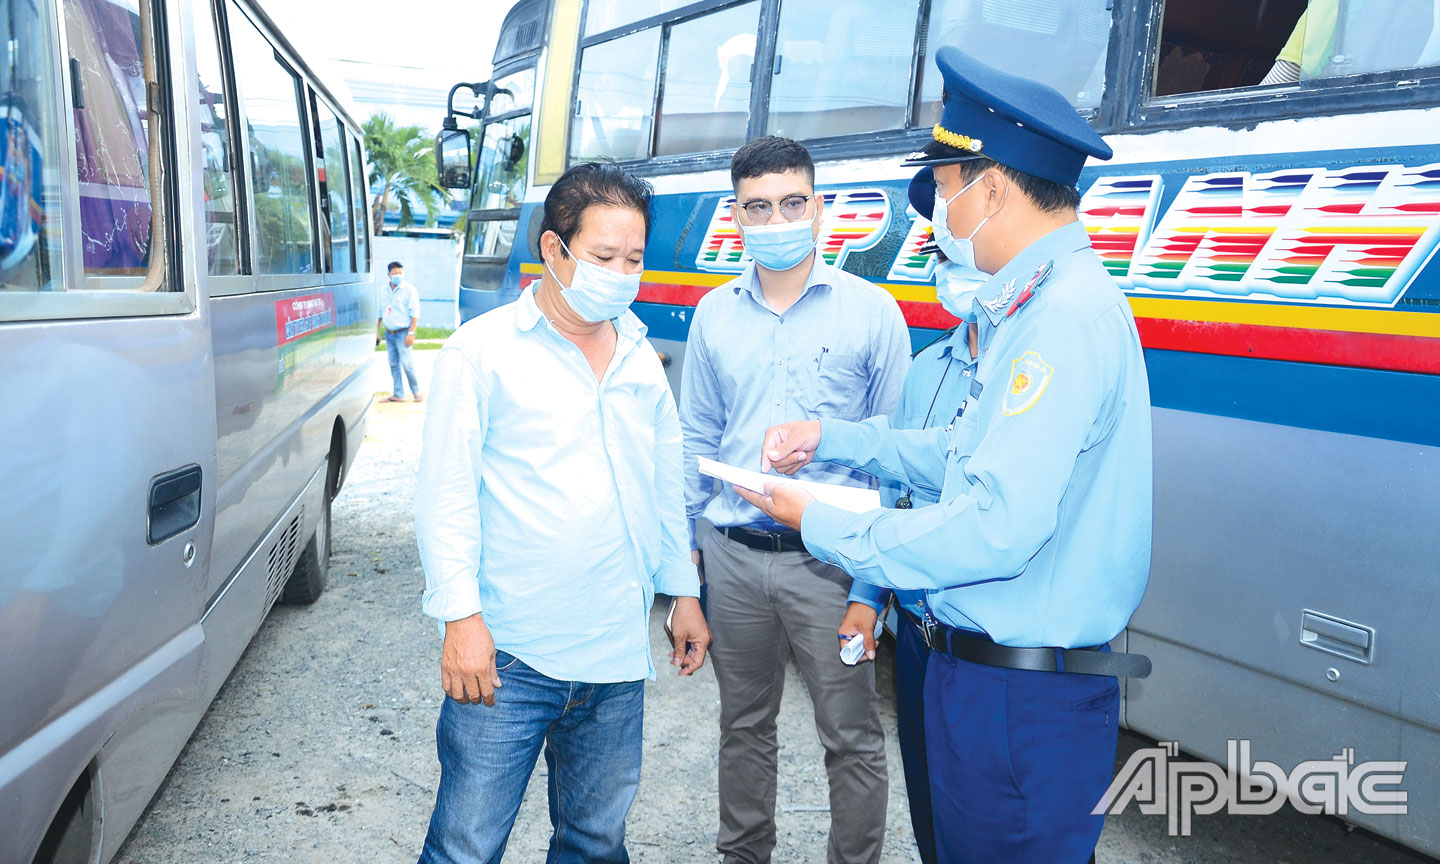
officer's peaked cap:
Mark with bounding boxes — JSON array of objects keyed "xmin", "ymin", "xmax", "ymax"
[{"xmin": 904, "ymin": 47, "xmax": 1112, "ymax": 187}]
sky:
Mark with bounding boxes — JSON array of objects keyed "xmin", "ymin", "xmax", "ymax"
[{"xmin": 262, "ymin": 0, "xmax": 521, "ymax": 129}]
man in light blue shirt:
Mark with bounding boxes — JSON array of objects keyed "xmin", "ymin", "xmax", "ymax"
[
  {"xmin": 740, "ymin": 49, "xmax": 1153, "ymax": 864},
  {"xmin": 413, "ymin": 163, "xmax": 709, "ymax": 864},
  {"xmin": 679, "ymin": 136, "xmax": 910, "ymax": 864},
  {"xmin": 378, "ymin": 261, "xmax": 423, "ymax": 402}
]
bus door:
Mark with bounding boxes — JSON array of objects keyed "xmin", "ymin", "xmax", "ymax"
[{"xmin": 0, "ymin": 0, "xmax": 217, "ymax": 858}]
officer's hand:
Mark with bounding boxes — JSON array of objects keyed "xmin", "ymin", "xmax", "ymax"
[
  {"xmin": 734, "ymin": 481, "xmax": 815, "ymax": 531},
  {"xmin": 441, "ymin": 613, "xmax": 502, "ymax": 706},
  {"xmin": 838, "ymin": 602, "xmax": 879, "ymax": 664},
  {"xmin": 761, "ymin": 420, "xmax": 822, "ymax": 475},
  {"xmin": 404, "ymin": 331, "xmax": 415, "ymax": 348},
  {"xmin": 667, "ymin": 596, "xmax": 710, "ymax": 676}
]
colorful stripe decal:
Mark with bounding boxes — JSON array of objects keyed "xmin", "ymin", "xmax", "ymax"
[{"xmin": 518, "ymin": 263, "xmax": 1438, "ymax": 374}]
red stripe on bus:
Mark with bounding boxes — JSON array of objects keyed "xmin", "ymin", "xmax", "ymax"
[
  {"xmin": 637, "ymin": 282, "xmax": 714, "ymax": 306},
  {"xmin": 1134, "ymin": 318, "xmax": 1440, "ymax": 374},
  {"xmin": 612, "ymin": 276, "xmax": 1438, "ymax": 374}
]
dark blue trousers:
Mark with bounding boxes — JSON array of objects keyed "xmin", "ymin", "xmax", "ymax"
[
  {"xmin": 923, "ymin": 650, "xmax": 1119, "ymax": 864},
  {"xmin": 895, "ymin": 622, "xmax": 938, "ymax": 864}
]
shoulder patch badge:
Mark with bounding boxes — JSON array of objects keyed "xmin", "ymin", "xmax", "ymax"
[{"xmin": 1002, "ymin": 350, "xmax": 1054, "ymax": 416}]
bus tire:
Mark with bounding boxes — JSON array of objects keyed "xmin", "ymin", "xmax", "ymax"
[{"xmin": 282, "ymin": 459, "xmax": 333, "ymax": 605}]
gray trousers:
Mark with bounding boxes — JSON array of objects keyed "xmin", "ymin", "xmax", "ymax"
[{"xmin": 702, "ymin": 528, "xmax": 888, "ymax": 864}]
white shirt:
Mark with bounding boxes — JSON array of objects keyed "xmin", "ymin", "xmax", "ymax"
[
  {"xmin": 380, "ymin": 279, "xmax": 420, "ymax": 330},
  {"xmin": 413, "ymin": 287, "xmax": 700, "ymax": 683}
]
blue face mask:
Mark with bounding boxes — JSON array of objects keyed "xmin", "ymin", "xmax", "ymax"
[
  {"xmin": 930, "ymin": 174, "xmax": 991, "ymax": 300},
  {"xmin": 741, "ymin": 214, "xmax": 818, "ymax": 272},
  {"xmin": 934, "ymin": 260, "xmax": 983, "ymax": 320},
  {"xmin": 389, "ymin": 274, "xmax": 402, "ymax": 287},
  {"xmin": 546, "ymin": 236, "xmax": 642, "ymax": 323}
]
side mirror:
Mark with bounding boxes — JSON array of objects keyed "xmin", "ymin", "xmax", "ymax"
[{"xmin": 435, "ymin": 125, "xmax": 472, "ymax": 189}]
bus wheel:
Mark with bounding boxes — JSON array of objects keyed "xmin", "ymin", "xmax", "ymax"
[{"xmin": 282, "ymin": 460, "xmax": 332, "ymax": 604}]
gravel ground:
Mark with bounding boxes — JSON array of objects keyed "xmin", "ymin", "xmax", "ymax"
[{"xmin": 116, "ymin": 352, "xmax": 1432, "ymax": 864}]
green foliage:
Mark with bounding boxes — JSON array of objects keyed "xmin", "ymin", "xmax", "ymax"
[{"xmin": 363, "ymin": 113, "xmax": 447, "ymax": 232}]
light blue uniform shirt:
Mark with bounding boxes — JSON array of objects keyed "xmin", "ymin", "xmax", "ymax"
[
  {"xmin": 847, "ymin": 325, "xmax": 978, "ymax": 617},
  {"xmin": 380, "ymin": 279, "xmax": 420, "ymax": 330},
  {"xmin": 414, "ymin": 287, "xmax": 699, "ymax": 683},
  {"xmin": 680, "ymin": 258, "xmax": 911, "ymax": 546},
  {"xmin": 803, "ymin": 222, "xmax": 1153, "ymax": 649}
]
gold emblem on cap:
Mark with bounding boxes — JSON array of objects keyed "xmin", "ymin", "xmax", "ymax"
[{"xmin": 932, "ymin": 124, "xmax": 983, "ymax": 153}]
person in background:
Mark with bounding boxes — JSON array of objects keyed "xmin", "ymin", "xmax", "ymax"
[
  {"xmin": 680, "ymin": 135, "xmax": 910, "ymax": 864},
  {"xmin": 413, "ymin": 162, "xmax": 710, "ymax": 864},
  {"xmin": 739, "ymin": 47, "xmax": 1154, "ymax": 864},
  {"xmin": 378, "ymin": 260, "xmax": 422, "ymax": 402}
]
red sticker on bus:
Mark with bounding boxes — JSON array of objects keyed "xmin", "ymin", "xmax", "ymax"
[{"xmin": 275, "ymin": 292, "xmax": 336, "ymax": 346}]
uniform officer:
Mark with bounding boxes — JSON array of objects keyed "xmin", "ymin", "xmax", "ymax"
[
  {"xmin": 835, "ymin": 166, "xmax": 985, "ymax": 864},
  {"xmin": 737, "ymin": 47, "xmax": 1154, "ymax": 864}
]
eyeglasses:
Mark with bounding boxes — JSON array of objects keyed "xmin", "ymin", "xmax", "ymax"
[{"xmin": 738, "ymin": 194, "xmax": 813, "ymax": 223}]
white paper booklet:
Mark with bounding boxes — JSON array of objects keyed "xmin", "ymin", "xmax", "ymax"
[{"xmin": 697, "ymin": 456, "xmax": 881, "ymax": 514}]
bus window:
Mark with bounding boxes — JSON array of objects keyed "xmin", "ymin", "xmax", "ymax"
[
  {"xmin": 475, "ymin": 117, "xmax": 531, "ymax": 210},
  {"xmin": 229, "ymin": 3, "xmax": 314, "ymax": 275},
  {"xmin": 465, "ymin": 217, "xmax": 518, "ymax": 259},
  {"xmin": 193, "ymin": 0, "xmax": 239, "ymax": 275},
  {"xmin": 584, "ymin": 0, "xmax": 688, "ymax": 36},
  {"xmin": 1291, "ymin": 0, "xmax": 1440, "ymax": 81},
  {"xmin": 765, "ymin": 0, "xmax": 920, "ymax": 141},
  {"xmin": 63, "ymin": 0, "xmax": 168, "ymax": 288},
  {"xmin": 655, "ymin": 2, "xmax": 758, "ymax": 156},
  {"xmin": 349, "ymin": 134, "xmax": 369, "ymax": 273},
  {"xmin": 314, "ymin": 101, "xmax": 354, "ymax": 273},
  {"xmin": 0, "ymin": 0, "xmax": 66, "ymax": 294},
  {"xmin": 917, "ymin": 0, "xmax": 1110, "ymax": 122},
  {"xmin": 1157, "ymin": 0, "xmax": 1438, "ymax": 95},
  {"xmin": 488, "ymin": 67, "xmax": 534, "ymax": 116},
  {"xmin": 571, "ymin": 28, "xmax": 661, "ymax": 162}
]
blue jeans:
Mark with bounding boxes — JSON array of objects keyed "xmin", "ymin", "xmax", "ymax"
[
  {"xmin": 418, "ymin": 652, "xmax": 645, "ymax": 864},
  {"xmin": 385, "ymin": 328, "xmax": 420, "ymax": 397}
]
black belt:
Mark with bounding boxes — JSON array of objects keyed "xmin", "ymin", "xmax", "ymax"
[
  {"xmin": 903, "ymin": 610, "xmax": 1151, "ymax": 679},
  {"xmin": 718, "ymin": 525, "xmax": 807, "ymax": 554}
]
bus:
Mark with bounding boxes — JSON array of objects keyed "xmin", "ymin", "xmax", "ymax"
[
  {"xmin": 0, "ymin": 0, "xmax": 376, "ymax": 860},
  {"xmin": 441, "ymin": 0, "xmax": 1440, "ymax": 855}
]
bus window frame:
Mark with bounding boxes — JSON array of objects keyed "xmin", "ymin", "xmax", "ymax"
[
  {"xmin": 226, "ymin": 1, "xmax": 323, "ymax": 292},
  {"xmin": 309, "ymin": 88, "xmax": 358, "ymax": 283},
  {"xmin": 561, "ymin": 0, "xmax": 1439, "ymax": 178},
  {"xmin": 565, "ymin": 0, "xmax": 1126, "ymax": 176},
  {"xmin": 1119, "ymin": 0, "xmax": 1440, "ymax": 131},
  {"xmin": 574, "ymin": 0, "xmax": 767, "ymax": 167},
  {"xmin": 202, "ymin": 0, "xmax": 259, "ymax": 295},
  {"xmin": 464, "ymin": 55, "xmax": 538, "ymax": 265},
  {"xmin": 1, "ymin": 0, "xmax": 193, "ymax": 323}
]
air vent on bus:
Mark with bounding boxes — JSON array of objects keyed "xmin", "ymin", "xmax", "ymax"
[{"xmin": 264, "ymin": 510, "xmax": 304, "ymax": 609}]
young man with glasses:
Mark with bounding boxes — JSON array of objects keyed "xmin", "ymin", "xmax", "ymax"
[{"xmin": 679, "ymin": 136, "xmax": 910, "ymax": 864}]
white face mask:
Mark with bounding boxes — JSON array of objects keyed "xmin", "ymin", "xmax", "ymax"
[
  {"xmin": 545, "ymin": 236, "xmax": 642, "ymax": 322},
  {"xmin": 929, "ymin": 174, "xmax": 992, "ymax": 307}
]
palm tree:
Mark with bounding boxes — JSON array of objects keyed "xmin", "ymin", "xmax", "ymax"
[{"xmin": 363, "ymin": 113, "xmax": 446, "ymax": 233}]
